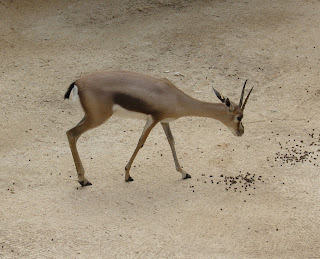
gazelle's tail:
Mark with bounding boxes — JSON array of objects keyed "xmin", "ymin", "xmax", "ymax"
[{"xmin": 64, "ymin": 82, "xmax": 76, "ymax": 99}]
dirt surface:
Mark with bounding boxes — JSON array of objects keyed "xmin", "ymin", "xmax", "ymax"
[{"xmin": 1, "ymin": 0, "xmax": 320, "ymax": 258}]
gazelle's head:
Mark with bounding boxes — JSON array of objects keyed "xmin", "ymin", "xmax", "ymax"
[{"xmin": 212, "ymin": 80, "xmax": 253, "ymax": 137}]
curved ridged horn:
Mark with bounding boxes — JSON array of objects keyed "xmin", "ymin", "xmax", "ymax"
[
  {"xmin": 241, "ymin": 86, "xmax": 254, "ymax": 110},
  {"xmin": 239, "ymin": 80, "xmax": 248, "ymax": 107}
]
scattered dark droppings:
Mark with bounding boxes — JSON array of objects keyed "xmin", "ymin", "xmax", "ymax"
[
  {"xmin": 272, "ymin": 130, "xmax": 320, "ymax": 167},
  {"xmin": 193, "ymin": 171, "xmax": 262, "ymax": 195}
]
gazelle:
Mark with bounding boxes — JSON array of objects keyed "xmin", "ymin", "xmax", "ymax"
[{"xmin": 64, "ymin": 71, "xmax": 253, "ymax": 186}]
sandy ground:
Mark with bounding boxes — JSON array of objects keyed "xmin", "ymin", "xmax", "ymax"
[{"xmin": 1, "ymin": 0, "xmax": 320, "ymax": 258}]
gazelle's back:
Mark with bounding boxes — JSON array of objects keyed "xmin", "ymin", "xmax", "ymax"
[
  {"xmin": 75, "ymin": 70, "xmax": 193, "ymax": 119},
  {"xmin": 77, "ymin": 71, "xmax": 185, "ymax": 95}
]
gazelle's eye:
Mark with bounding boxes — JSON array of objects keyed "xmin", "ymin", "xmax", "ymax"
[{"xmin": 237, "ymin": 116, "xmax": 243, "ymax": 122}]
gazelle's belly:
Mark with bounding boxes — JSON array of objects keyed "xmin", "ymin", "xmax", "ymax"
[
  {"xmin": 112, "ymin": 104, "xmax": 176, "ymax": 123},
  {"xmin": 112, "ymin": 104, "xmax": 149, "ymax": 120}
]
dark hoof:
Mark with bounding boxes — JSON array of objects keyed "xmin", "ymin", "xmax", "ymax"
[
  {"xmin": 125, "ymin": 176, "xmax": 134, "ymax": 182},
  {"xmin": 78, "ymin": 180, "xmax": 92, "ymax": 187},
  {"xmin": 183, "ymin": 173, "xmax": 191, "ymax": 179}
]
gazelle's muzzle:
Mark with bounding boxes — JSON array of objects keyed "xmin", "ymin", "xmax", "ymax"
[
  {"xmin": 238, "ymin": 122, "xmax": 244, "ymax": 136},
  {"xmin": 233, "ymin": 122, "xmax": 244, "ymax": 137}
]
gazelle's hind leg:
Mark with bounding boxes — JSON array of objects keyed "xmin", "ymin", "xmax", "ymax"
[
  {"xmin": 66, "ymin": 113, "xmax": 111, "ymax": 186},
  {"xmin": 161, "ymin": 122, "xmax": 191, "ymax": 179}
]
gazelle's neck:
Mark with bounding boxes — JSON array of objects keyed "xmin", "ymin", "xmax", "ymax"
[{"xmin": 180, "ymin": 97, "xmax": 229, "ymax": 121}]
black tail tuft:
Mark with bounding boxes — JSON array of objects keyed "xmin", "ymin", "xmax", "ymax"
[{"xmin": 64, "ymin": 82, "xmax": 75, "ymax": 99}]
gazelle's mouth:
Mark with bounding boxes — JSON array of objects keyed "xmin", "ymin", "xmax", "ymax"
[
  {"xmin": 235, "ymin": 131, "xmax": 243, "ymax": 137},
  {"xmin": 231, "ymin": 130, "xmax": 239, "ymax": 137}
]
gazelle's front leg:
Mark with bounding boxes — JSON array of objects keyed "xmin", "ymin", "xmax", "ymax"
[
  {"xmin": 161, "ymin": 123, "xmax": 191, "ymax": 179},
  {"xmin": 125, "ymin": 117, "xmax": 158, "ymax": 182}
]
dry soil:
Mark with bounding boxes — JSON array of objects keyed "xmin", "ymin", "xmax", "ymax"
[{"xmin": 1, "ymin": 0, "xmax": 320, "ymax": 258}]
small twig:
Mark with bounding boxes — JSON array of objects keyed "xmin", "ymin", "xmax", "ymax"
[{"xmin": 246, "ymin": 118, "xmax": 306, "ymax": 124}]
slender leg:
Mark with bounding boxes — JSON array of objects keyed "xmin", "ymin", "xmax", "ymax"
[
  {"xmin": 125, "ymin": 117, "xmax": 158, "ymax": 182},
  {"xmin": 66, "ymin": 115, "xmax": 110, "ymax": 186},
  {"xmin": 161, "ymin": 122, "xmax": 191, "ymax": 179}
]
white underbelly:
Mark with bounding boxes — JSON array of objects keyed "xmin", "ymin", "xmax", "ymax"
[
  {"xmin": 160, "ymin": 117, "xmax": 176, "ymax": 123},
  {"xmin": 112, "ymin": 104, "xmax": 149, "ymax": 120},
  {"xmin": 112, "ymin": 104, "xmax": 177, "ymax": 123}
]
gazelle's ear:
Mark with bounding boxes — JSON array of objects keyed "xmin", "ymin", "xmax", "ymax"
[
  {"xmin": 212, "ymin": 87, "xmax": 230, "ymax": 107},
  {"xmin": 225, "ymin": 98, "xmax": 231, "ymax": 107},
  {"xmin": 226, "ymin": 98, "xmax": 236, "ymax": 111}
]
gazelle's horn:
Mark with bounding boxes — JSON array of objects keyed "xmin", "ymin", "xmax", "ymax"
[
  {"xmin": 242, "ymin": 86, "xmax": 254, "ymax": 110},
  {"xmin": 239, "ymin": 80, "xmax": 248, "ymax": 107}
]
